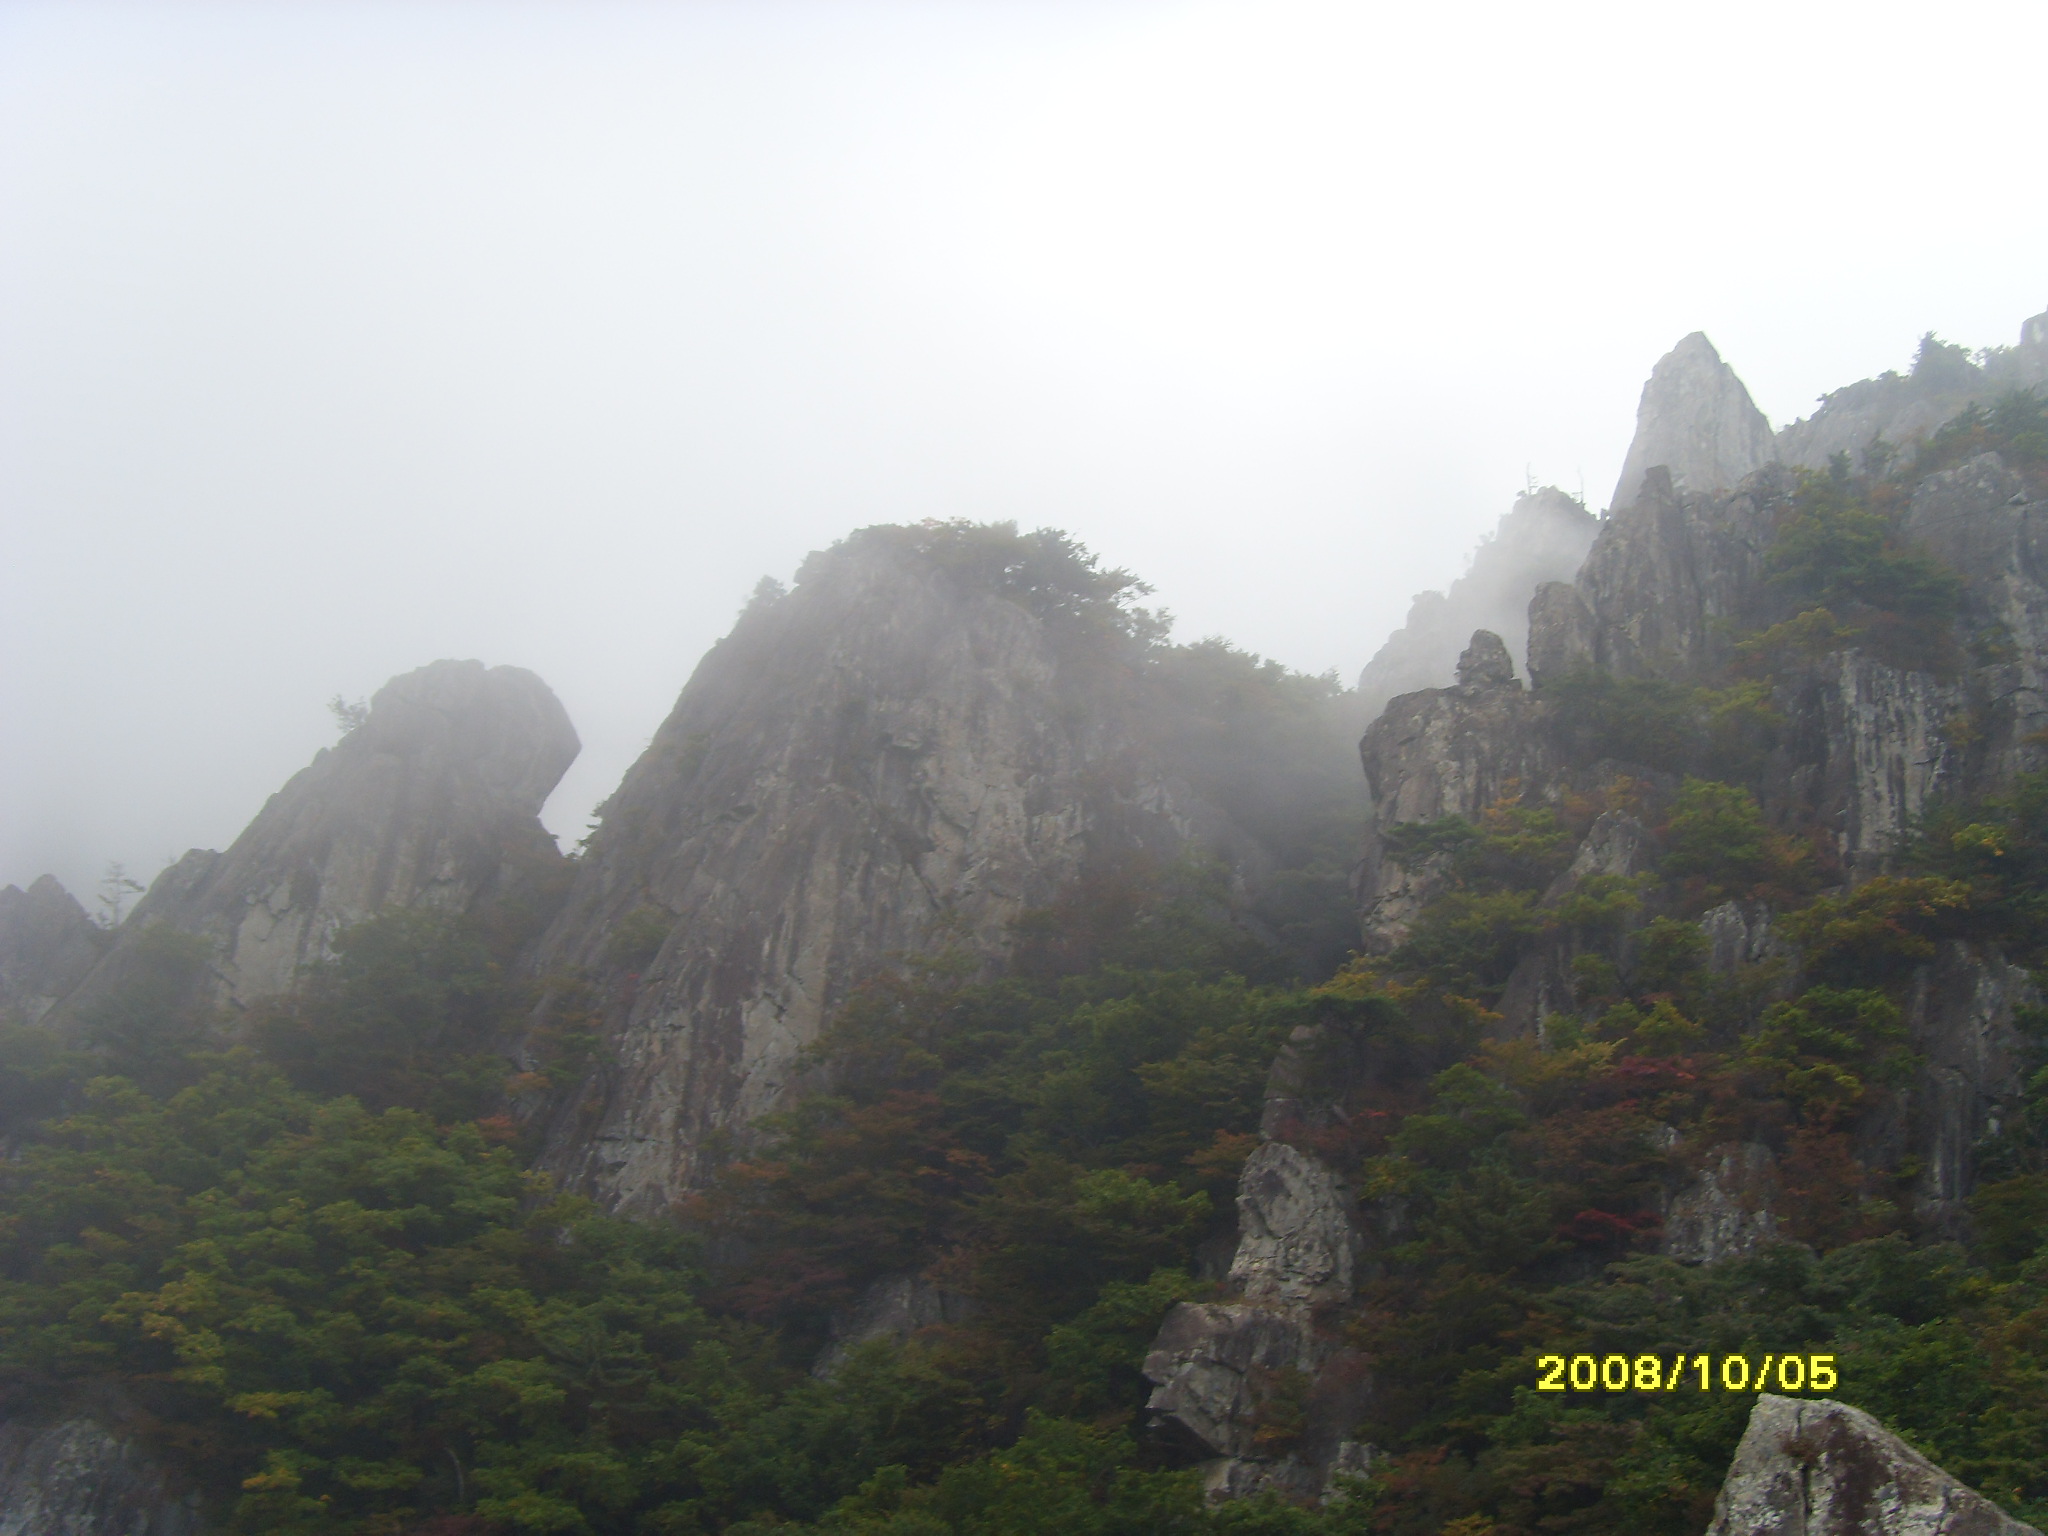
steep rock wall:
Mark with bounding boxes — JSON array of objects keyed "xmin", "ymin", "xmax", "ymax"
[
  {"xmin": 527, "ymin": 530, "xmax": 1242, "ymax": 1215},
  {"xmin": 1530, "ymin": 465, "xmax": 1785, "ymax": 684}
]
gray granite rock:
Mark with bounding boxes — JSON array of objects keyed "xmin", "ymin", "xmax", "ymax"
[
  {"xmin": 1455, "ymin": 630, "xmax": 1518, "ymax": 691},
  {"xmin": 0, "ymin": 877, "xmax": 102, "ymax": 1024},
  {"xmin": 1664, "ymin": 1142, "xmax": 1782, "ymax": 1264},
  {"xmin": 0, "ymin": 1415, "xmax": 199, "ymax": 1536},
  {"xmin": 1707, "ymin": 1394, "xmax": 2039, "ymax": 1535},
  {"xmin": 1143, "ymin": 1301, "xmax": 1321, "ymax": 1462},
  {"xmin": 525, "ymin": 529, "xmax": 1298, "ymax": 1214},
  {"xmin": 1228, "ymin": 1142, "xmax": 1357, "ymax": 1304},
  {"xmin": 1610, "ymin": 332, "xmax": 1777, "ymax": 512},
  {"xmin": 61, "ymin": 659, "xmax": 578, "ymax": 1017},
  {"xmin": 1907, "ymin": 943, "xmax": 2040, "ymax": 1231},
  {"xmin": 1357, "ymin": 489, "xmax": 1596, "ymax": 719},
  {"xmin": 1777, "ymin": 312, "xmax": 2048, "ymax": 474}
]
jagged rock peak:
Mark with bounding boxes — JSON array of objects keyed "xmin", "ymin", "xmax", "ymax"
[
  {"xmin": 1356, "ymin": 487, "xmax": 1594, "ymax": 720},
  {"xmin": 62, "ymin": 659, "xmax": 578, "ymax": 1015},
  {"xmin": 1707, "ymin": 1394, "xmax": 2040, "ymax": 1535},
  {"xmin": 527, "ymin": 522, "xmax": 1222, "ymax": 1215},
  {"xmin": 1611, "ymin": 331, "xmax": 1777, "ymax": 511},
  {"xmin": 0, "ymin": 876, "xmax": 103, "ymax": 1024},
  {"xmin": 1455, "ymin": 629, "xmax": 1517, "ymax": 690}
]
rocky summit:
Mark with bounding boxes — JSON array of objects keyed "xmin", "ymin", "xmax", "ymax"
[
  {"xmin": 1610, "ymin": 331, "xmax": 1778, "ymax": 512},
  {"xmin": 56, "ymin": 658, "xmax": 578, "ymax": 1019}
]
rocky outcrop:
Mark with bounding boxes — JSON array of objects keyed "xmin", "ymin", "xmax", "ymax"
[
  {"xmin": 1610, "ymin": 332, "xmax": 1778, "ymax": 512},
  {"xmin": 1777, "ymin": 314, "xmax": 2048, "ymax": 475},
  {"xmin": 1904, "ymin": 451, "xmax": 2048, "ymax": 775},
  {"xmin": 1228, "ymin": 1142, "xmax": 1357, "ymax": 1304},
  {"xmin": 0, "ymin": 878, "xmax": 102, "ymax": 1024},
  {"xmin": 62, "ymin": 660, "xmax": 577, "ymax": 1016},
  {"xmin": 1664, "ymin": 1142, "xmax": 1782, "ymax": 1265},
  {"xmin": 1143, "ymin": 1302, "xmax": 1325, "ymax": 1468},
  {"xmin": 811, "ymin": 1272, "xmax": 980, "ymax": 1378},
  {"xmin": 525, "ymin": 529, "xmax": 1269, "ymax": 1215},
  {"xmin": 1706, "ymin": 1394, "xmax": 2040, "ymax": 1535},
  {"xmin": 1357, "ymin": 489, "xmax": 1597, "ymax": 718},
  {"xmin": 1698, "ymin": 900, "xmax": 1792, "ymax": 978},
  {"xmin": 0, "ymin": 1414, "xmax": 199, "ymax": 1536},
  {"xmin": 1357, "ymin": 631, "xmax": 1555, "ymax": 952},
  {"xmin": 1908, "ymin": 943, "xmax": 2040, "ymax": 1230},
  {"xmin": 1143, "ymin": 1022, "xmax": 1369, "ymax": 1499},
  {"xmin": 1531, "ymin": 466, "xmax": 1785, "ymax": 684}
]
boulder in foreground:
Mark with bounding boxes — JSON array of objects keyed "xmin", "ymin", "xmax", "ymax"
[{"xmin": 1708, "ymin": 1393, "xmax": 2041, "ymax": 1536}]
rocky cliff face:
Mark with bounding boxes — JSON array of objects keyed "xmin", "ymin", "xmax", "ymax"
[
  {"xmin": 524, "ymin": 526, "xmax": 1330, "ymax": 1215},
  {"xmin": 60, "ymin": 659, "xmax": 578, "ymax": 1019},
  {"xmin": 0, "ymin": 878, "xmax": 102, "ymax": 1025},
  {"xmin": 0, "ymin": 1413, "xmax": 199, "ymax": 1536},
  {"xmin": 1707, "ymin": 1394, "xmax": 2041, "ymax": 1536},
  {"xmin": 1610, "ymin": 332, "xmax": 1778, "ymax": 511},
  {"xmin": 1350, "ymin": 326, "xmax": 2048, "ymax": 1231},
  {"xmin": 1777, "ymin": 311, "xmax": 2048, "ymax": 474},
  {"xmin": 1356, "ymin": 488, "xmax": 1597, "ymax": 718}
]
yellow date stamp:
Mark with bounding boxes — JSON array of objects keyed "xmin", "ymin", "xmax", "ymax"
[{"xmin": 1536, "ymin": 1353, "xmax": 1837, "ymax": 1393}]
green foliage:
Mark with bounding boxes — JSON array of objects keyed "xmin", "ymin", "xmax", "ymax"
[
  {"xmin": 1777, "ymin": 875, "xmax": 1971, "ymax": 985},
  {"xmin": 1660, "ymin": 778, "xmax": 1808, "ymax": 904},
  {"xmin": 248, "ymin": 910, "xmax": 512, "ymax": 1123},
  {"xmin": 1382, "ymin": 798, "xmax": 1576, "ymax": 1000},
  {"xmin": 1738, "ymin": 987, "xmax": 1915, "ymax": 1126},
  {"xmin": 1543, "ymin": 674, "xmax": 1781, "ymax": 781},
  {"xmin": 1543, "ymin": 672, "xmax": 1701, "ymax": 772},
  {"xmin": 67, "ymin": 924, "xmax": 218, "ymax": 1095},
  {"xmin": 1914, "ymin": 387, "xmax": 2048, "ymax": 491},
  {"xmin": 1393, "ymin": 891, "xmax": 1542, "ymax": 994},
  {"xmin": 845, "ymin": 521, "xmax": 1166, "ymax": 647},
  {"xmin": 1766, "ymin": 469, "xmax": 1963, "ymax": 671},
  {"xmin": 1909, "ymin": 772, "xmax": 2048, "ymax": 964},
  {"xmin": 701, "ymin": 958, "xmax": 1298, "ymax": 1346}
]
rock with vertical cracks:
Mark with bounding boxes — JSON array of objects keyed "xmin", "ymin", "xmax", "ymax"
[
  {"xmin": 1228, "ymin": 1141, "xmax": 1357, "ymax": 1303},
  {"xmin": 1706, "ymin": 1394, "xmax": 2040, "ymax": 1535}
]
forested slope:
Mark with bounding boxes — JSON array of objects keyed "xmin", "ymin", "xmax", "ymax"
[{"xmin": 5, "ymin": 329, "xmax": 2048, "ymax": 1534}]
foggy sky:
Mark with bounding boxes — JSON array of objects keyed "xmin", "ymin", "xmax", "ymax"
[{"xmin": 4, "ymin": 0, "xmax": 2046, "ymax": 901}]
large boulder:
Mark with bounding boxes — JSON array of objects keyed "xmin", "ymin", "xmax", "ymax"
[{"xmin": 1707, "ymin": 1394, "xmax": 2040, "ymax": 1535}]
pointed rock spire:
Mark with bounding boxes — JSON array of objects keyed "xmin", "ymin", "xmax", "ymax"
[{"xmin": 1611, "ymin": 332, "xmax": 1776, "ymax": 510}]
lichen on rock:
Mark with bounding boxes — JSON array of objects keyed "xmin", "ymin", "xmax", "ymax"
[{"xmin": 1706, "ymin": 1393, "xmax": 2041, "ymax": 1535}]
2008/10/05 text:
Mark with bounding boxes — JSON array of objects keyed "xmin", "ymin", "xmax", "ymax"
[{"xmin": 1536, "ymin": 1354, "xmax": 1837, "ymax": 1393}]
